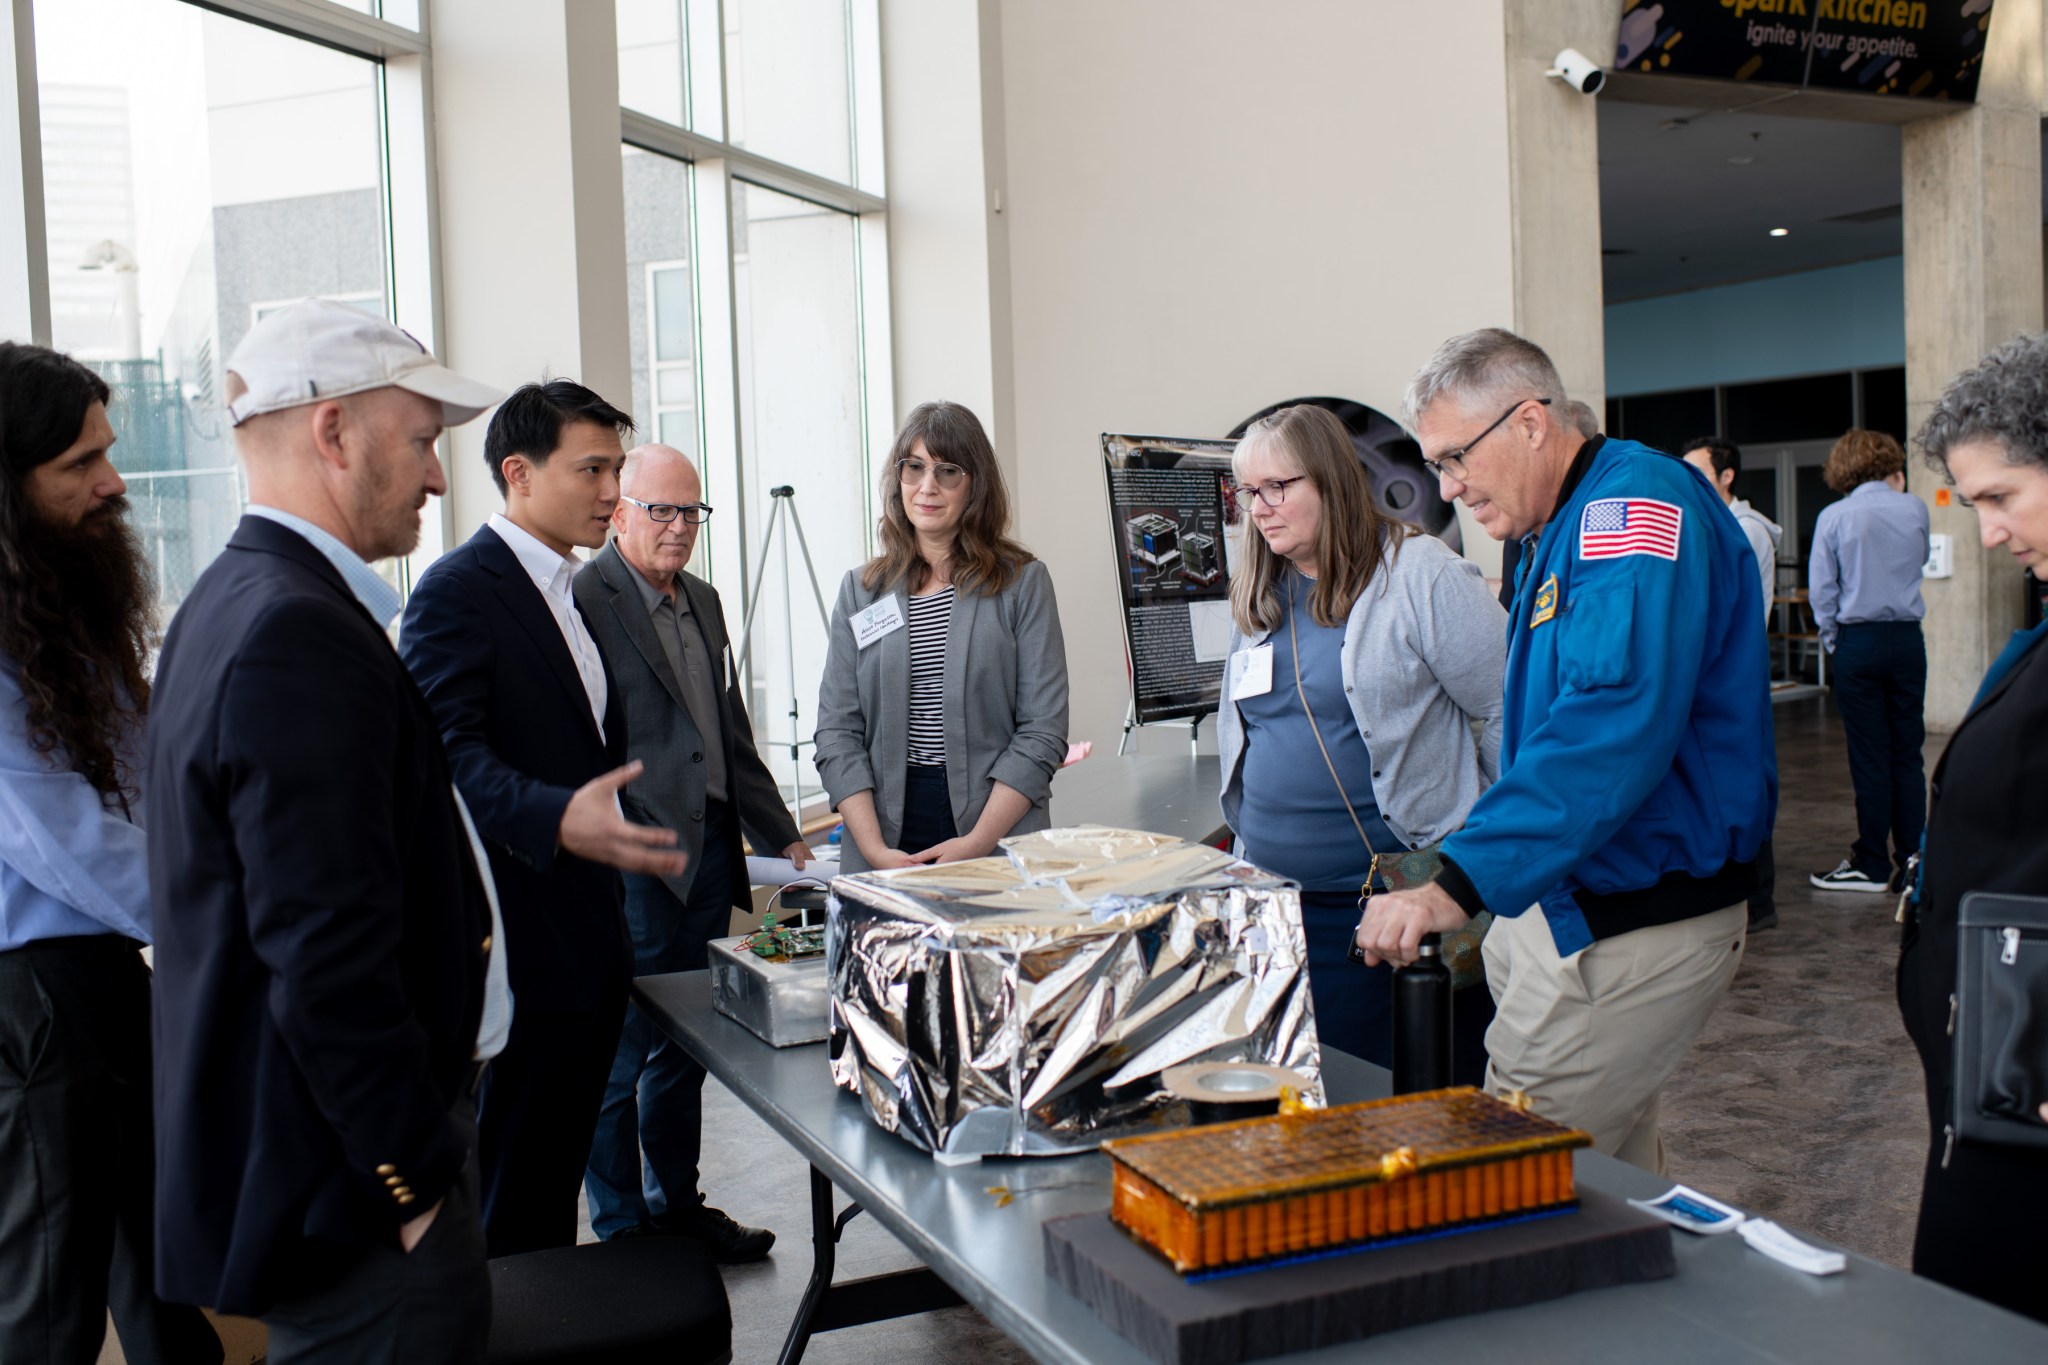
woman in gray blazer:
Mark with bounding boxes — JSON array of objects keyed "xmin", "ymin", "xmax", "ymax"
[
  {"xmin": 1217, "ymin": 404, "xmax": 1506, "ymax": 1078},
  {"xmin": 814, "ymin": 402, "xmax": 1069, "ymax": 873}
]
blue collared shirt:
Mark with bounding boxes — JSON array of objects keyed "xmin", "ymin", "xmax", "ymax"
[
  {"xmin": 243, "ymin": 506, "xmax": 511, "ymax": 1062},
  {"xmin": 245, "ymin": 505, "xmax": 402, "ymax": 629},
  {"xmin": 1809, "ymin": 481, "xmax": 1929, "ymax": 652},
  {"xmin": 0, "ymin": 663, "xmax": 151, "ymax": 951}
]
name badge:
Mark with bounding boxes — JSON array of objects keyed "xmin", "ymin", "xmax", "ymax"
[
  {"xmin": 852, "ymin": 594, "xmax": 907, "ymax": 650},
  {"xmin": 1231, "ymin": 643, "xmax": 1274, "ymax": 699},
  {"xmin": 1530, "ymin": 574, "xmax": 1559, "ymax": 628}
]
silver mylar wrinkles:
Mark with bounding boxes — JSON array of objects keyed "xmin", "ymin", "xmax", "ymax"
[{"xmin": 826, "ymin": 826, "xmax": 1325, "ymax": 1158}]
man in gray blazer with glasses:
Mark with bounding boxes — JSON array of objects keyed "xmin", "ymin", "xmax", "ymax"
[{"xmin": 572, "ymin": 443, "xmax": 811, "ymax": 1260}]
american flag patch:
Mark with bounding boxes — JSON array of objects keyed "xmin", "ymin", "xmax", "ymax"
[{"xmin": 1579, "ymin": 498, "xmax": 1682, "ymax": 561}]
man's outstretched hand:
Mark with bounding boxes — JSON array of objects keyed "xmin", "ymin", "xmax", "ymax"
[{"xmin": 559, "ymin": 761, "xmax": 689, "ymax": 876}]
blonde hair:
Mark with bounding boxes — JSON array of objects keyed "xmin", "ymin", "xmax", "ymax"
[{"xmin": 1228, "ymin": 405, "xmax": 1412, "ymax": 634}]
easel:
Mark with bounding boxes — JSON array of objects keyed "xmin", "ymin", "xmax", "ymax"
[
  {"xmin": 1117, "ymin": 700, "xmax": 1210, "ymax": 756},
  {"xmin": 736, "ymin": 485, "xmax": 832, "ymax": 814}
]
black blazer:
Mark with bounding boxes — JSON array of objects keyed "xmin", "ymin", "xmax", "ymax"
[
  {"xmin": 1901, "ymin": 629, "xmax": 2048, "ymax": 1087},
  {"xmin": 399, "ymin": 523, "xmax": 632, "ymax": 1013},
  {"xmin": 572, "ymin": 543, "xmax": 803, "ymax": 911},
  {"xmin": 148, "ymin": 517, "xmax": 490, "ymax": 1316}
]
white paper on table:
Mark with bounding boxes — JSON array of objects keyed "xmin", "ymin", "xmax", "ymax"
[{"xmin": 747, "ymin": 854, "xmax": 838, "ymax": 889}]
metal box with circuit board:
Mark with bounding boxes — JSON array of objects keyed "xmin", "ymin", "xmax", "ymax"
[{"xmin": 707, "ymin": 915, "xmax": 830, "ymax": 1047}]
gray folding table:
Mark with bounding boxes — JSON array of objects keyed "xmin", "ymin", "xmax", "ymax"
[{"xmin": 636, "ymin": 970, "xmax": 2048, "ymax": 1365}]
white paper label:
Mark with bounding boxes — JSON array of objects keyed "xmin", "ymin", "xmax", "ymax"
[
  {"xmin": 851, "ymin": 594, "xmax": 907, "ymax": 650},
  {"xmin": 1231, "ymin": 643, "xmax": 1274, "ymax": 699}
]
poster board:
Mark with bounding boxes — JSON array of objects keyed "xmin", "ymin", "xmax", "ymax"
[
  {"xmin": 1101, "ymin": 433, "xmax": 1243, "ymax": 726},
  {"xmin": 1615, "ymin": 0, "xmax": 1997, "ymax": 102}
]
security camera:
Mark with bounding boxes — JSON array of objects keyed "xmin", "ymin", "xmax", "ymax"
[{"xmin": 1547, "ymin": 48, "xmax": 1606, "ymax": 96}]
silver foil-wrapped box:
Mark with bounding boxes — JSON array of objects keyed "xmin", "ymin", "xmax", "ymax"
[{"xmin": 826, "ymin": 826, "xmax": 1324, "ymax": 1158}]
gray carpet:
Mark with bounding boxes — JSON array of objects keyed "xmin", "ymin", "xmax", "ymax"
[{"xmin": 619, "ymin": 696, "xmax": 1935, "ymax": 1361}]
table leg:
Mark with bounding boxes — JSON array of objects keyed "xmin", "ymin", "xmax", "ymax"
[{"xmin": 776, "ymin": 1164, "xmax": 966, "ymax": 1365}]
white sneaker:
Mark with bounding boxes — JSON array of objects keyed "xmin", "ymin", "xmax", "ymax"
[{"xmin": 1809, "ymin": 860, "xmax": 1887, "ymax": 894}]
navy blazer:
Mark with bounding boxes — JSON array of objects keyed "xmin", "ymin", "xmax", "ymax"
[
  {"xmin": 399, "ymin": 523, "xmax": 632, "ymax": 1013},
  {"xmin": 148, "ymin": 517, "xmax": 491, "ymax": 1315}
]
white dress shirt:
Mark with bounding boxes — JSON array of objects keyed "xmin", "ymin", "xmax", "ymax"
[
  {"xmin": 246, "ymin": 505, "xmax": 511, "ymax": 1062},
  {"xmin": 488, "ymin": 512, "xmax": 608, "ymax": 741}
]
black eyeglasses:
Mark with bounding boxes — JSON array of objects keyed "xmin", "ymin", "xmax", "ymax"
[
  {"xmin": 898, "ymin": 457, "xmax": 968, "ymax": 490},
  {"xmin": 621, "ymin": 495, "xmax": 713, "ymax": 525},
  {"xmin": 1422, "ymin": 397, "xmax": 1551, "ymax": 481},
  {"xmin": 1229, "ymin": 476, "xmax": 1307, "ymax": 509}
]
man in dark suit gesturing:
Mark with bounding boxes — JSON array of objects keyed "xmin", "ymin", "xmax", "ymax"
[
  {"xmin": 576, "ymin": 444, "xmax": 810, "ymax": 1258},
  {"xmin": 149, "ymin": 300, "xmax": 507, "ymax": 1359},
  {"xmin": 400, "ymin": 382, "xmax": 688, "ymax": 1257}
]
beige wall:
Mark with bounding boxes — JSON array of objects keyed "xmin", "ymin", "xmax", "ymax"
[{"xmin": 889, "ymin": 0, "xmax": 1522, "ymax": 753}]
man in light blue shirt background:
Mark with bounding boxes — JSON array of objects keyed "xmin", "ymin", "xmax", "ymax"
[
  {"xmin": 0, "ymin": 343, "xmax": 219, "ymax": 1364},
  {"xmin": 1808, "ymin": 429, "xmax": 1932, "ymax": 895}
]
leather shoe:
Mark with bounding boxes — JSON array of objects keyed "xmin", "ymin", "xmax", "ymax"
[{"xmin": 666, "ymin": 1203, "xmax": 776, "ymax": 1263}]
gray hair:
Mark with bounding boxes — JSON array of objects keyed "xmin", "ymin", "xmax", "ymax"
[
  {"xmin": 1402, "ymin": 327, "xmax": 1568, "ymax": 430},
  {"xmin": 1919, "ymin": 331, "xmax": 2048, "ymax": 477},
  {"xmin": 1564, "ymin": 399, "xmax": 1600, "ymax": 439}
]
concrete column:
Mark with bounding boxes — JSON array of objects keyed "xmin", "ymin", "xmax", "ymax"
[
  {"xmin": 876, "ymin": 0, "xmax": 1014, "ymax": 478},
  {"xmin": 1903, "ymin": 0, "xmax": 2044, "ymax": 730},
  {"xmin": 1503, "ymin": 0, "xmax": 1616, "ymax": 412},
  {"xmin": 428, "ymin": 0, "xmax": 633, "ymax": 540},
  {"xmin": 1495, "ymin": 0, "xmax": 1620, "ymax": 581}
]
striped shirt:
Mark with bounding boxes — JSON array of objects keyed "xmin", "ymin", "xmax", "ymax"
[{"xmin": 906, "ymin": 586, "xmax": 954, "ymax": 766}]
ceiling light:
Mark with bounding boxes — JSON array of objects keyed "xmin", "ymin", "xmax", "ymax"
[
  {"xmin": 1728, "ymin": 155, "xmax": 1754, "ymax": 165},
  {"xmin": 1768, "ymin": 227, "xmax": 1789, "ymax": 237}
]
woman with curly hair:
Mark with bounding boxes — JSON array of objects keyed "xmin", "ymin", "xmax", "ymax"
[
  {"xmin": 1899, "ymin": 331, "xmax": 2048, "ymax": 1322},
  {"xmin": 1807, "ymin": 428, "xmax": 1930, "ymax": 895}
]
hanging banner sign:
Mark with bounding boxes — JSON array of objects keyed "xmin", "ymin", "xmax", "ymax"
[{"xmin": 1615, "ymin": 0, "xmax": 1997, "ymax": 102}]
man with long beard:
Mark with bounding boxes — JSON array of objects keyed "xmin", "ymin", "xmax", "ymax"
[{"xmin": 0, "ymin": 343, "xmax": 220, "ymax": 1363}]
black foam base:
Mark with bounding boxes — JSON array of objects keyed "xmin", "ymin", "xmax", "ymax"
[{"xmin": 1042, "ymin": 1188, "xmax": 1675, "ymax": 1365}]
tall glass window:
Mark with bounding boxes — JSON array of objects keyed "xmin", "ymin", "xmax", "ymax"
[
  {"xmin": 34, "ymin": 0, "xmax": 393, "ymax": 612},
  {"xmin": 617, "ymin": 0, "xmax": 887, "ymax": 818},
  {"xmin": 731, "ymin": 180, "xmax": 867, "ymax": 796}
]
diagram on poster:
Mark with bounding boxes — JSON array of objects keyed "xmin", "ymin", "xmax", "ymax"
[{"xmin": 1102, "ymin": 433, "xmax": 1242, "ymax": 725}]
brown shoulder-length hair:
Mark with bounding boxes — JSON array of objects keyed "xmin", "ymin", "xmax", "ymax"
[
  {"xmin": 1228, "ymin": 404, "xmax": 1413, "ymax": 634},
  {"xmin": 1824, "ymin": 428, "xmax": 1906, "ymax": 493},
  {"xmin": 862, "ymin": 400, "xmax": 1033, "ymax": 596}
]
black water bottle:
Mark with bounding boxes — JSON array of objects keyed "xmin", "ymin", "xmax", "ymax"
[{"xmin": 1392, "ymin": 933, "xmax": 1453, "ymax": 1095}]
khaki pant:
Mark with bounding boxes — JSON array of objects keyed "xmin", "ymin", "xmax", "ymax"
[{"xmin": 1481, "ymin": 902, "xmax": 1746, "ymax": 1174}]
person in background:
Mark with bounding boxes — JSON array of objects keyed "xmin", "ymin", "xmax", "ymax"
[
  {"xmin": 1358, "ymin": 328, "xmax": 1773, "ymax": 1174},
  {"xmin": 1217, "ymin": 404, "xmax": 1505, "ymax": 1077},
  {"xmin": 1681, "ymin": 435, "xmax": 1783, "ymax": 932},
  {"xmin": 149, "ymin": 301, "xmax": 503, "ymax": 1359},
  {"xmin": 400, "ymin": 382, "xmax": 688, "ymax": 1258},
  {"xmin": 574, "ymin": 444, "xmax": 806, "ymax": 1259},
  {"xmin": 1807, "ymin": 429, "xmax": 1930, "ymax": 896},
  {"xmin": 1899, "ymin": 331, "xmax": 2048, "ymax": 1324},
  {"xmin": 0, "ymin": 345, "xmax": 220, "ymax": 1365},
  {"xmin": 814, "ymin": 401, "xmax": 1068, "ymax": 873}
]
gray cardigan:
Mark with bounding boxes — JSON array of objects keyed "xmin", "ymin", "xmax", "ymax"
[
  {"xmin": 813, "ymin": 558, "xmax": 1069, "ymax": 872},
  {"xmin": 1218, "ymin": 532, "xmax": 1506, "ymax": 852}
]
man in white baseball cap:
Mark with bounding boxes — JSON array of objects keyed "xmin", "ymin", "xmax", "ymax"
[{"xmin": 150, "ymin": 297, "xmax": 513, "ymax": 1360}]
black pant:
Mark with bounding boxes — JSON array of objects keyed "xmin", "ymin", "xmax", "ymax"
[
  {"xmin": 1750, "ymin": 838, "xmax": 1776, "ymax": 920},
  {"xmin": 476, "ymin": 989, "xmax": 627, "ymax": 1258},
  {"xmin": 586, "ymin": 802, "xmax": 738, "ymax": 1238},
  {"xmin": 1832, "ymin": 621, "xmax": 1927, "ymax": 882},
  {"xmin": 262, "ymin": 1097, "xmax": 490, "ymax": 1363},
  {"xmin": 0, "ymin": 936, "xmax": 221, "ymax": 1365},
  {"xmin": 901, "ymin": 764, "xmax": 957, "ymax": 853}
]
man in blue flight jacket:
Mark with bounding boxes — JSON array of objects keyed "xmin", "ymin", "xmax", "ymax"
[{"xmin": 1357, "ymin": 329, "xmax": 1775, "ymax": 1174}]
